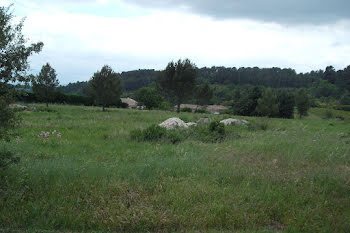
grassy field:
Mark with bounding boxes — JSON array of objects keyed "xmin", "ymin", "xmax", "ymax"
[{"xmin": 1, "ymin": 105, "xmax": 350, "ymax": 233}]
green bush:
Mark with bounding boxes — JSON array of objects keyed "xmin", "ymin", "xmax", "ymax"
[
  {"xmin": 0, "ymin": 150, "xmax": 19, "ymax": 170},
  {"xmin": 166, "ymin": 130, "xmax": 184, "ymax": 144},
  {"xmin": 194, "ymin": 108, "xmax": 207, "ymax": 114},
  {"xmin": 180, "ymin": 107, "xmax": 192, "ymax": 113},
  {"xmin": 131, "ymin": 121, "xmax": 236, "ymax": 144},
  {"xmin": 188, "ymin": 121, "xmax": 226, "ymax": 143},
  {"xmin": 158, "ymin": 101, "xmax": 172, "ymax": 111},
  {"xmin": 130, "ymin": 124, "xmax": 166, "ymax": 142},
  {"xmin": 209, "ymin": 121, "xmax": 225, "ymax": 135},
  {"xmin": 324, "ymin": 109, "xmax": 335, "ymax": 119}
]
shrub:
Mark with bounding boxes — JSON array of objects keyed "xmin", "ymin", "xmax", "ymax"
[
  {"xmin": 190, "ymin": 121, "xmax": 226, "ymax": 143},
  {"xmin": 166, "ymin": 130, "xmax": 184, "ymax": 144},
  {"xmin": 324, "ymin": 109, "xmax": 335, "ymax": 119},
  {"xmin": 0, "ymin": 151, "xmax": 19, "ymax": 170},
  {"xmin": 194, "ymin": 108, "xmax": 207, "ymax": 114},
  {"xmin": 130, "ymin": 125, "xmax": 166, "ymax": 142},
  {"xmin": 209, "ymin": 121, "xmax": 225, "ymax": 135},
  {"xmin": 158, "ymin": 101, "xmax": 172, "ymax": 111},
  {"xmin": 180, "ymin": 107, "xmax": 192, "ymax": 113}
]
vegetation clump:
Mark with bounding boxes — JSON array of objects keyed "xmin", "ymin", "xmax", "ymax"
[
  {"xmin": 180, "ymin": 107, "xmax": 192, "ymax": 113},
  {"xmin": 131, "ymin": 120, "xmax": 234, "ymax": 144}
]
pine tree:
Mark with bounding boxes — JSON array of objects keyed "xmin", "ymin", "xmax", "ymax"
[
  {"xmin": 256, "ymin": 88, "xmax": 278, "ymax": 117},
  {"xmin": 32, "ymin": 63, "xmax": 59, "ymax": 107},
  {"xmin": 295, "ymin": 89, "xmax": 310, "ymax": 118}
]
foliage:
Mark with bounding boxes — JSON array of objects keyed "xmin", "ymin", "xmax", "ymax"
[
  {"xmin": 194, "ymin": 108, "xmax": 207, "ymax": 114},
  {"xmin": 208, "ymin": 120, "xmax": 225, "ymax": 135},
  {"xmin": 62, "ymin": 81, "xmax": 88, "ymax": 95},
  {"xmin": 0, "ymin": 4, "xmax": 42, "ymax": 143},
  {"xmin": 158, "ymin": 101, "xmax": 172, "ymax": 111},
  {"xmin": 276, "ymin": 89, "xmax": 295, "ymax": 118},
  {"xmin": 0, "ymin": 5, "xmax": 43, "ymax": 84},
  {"xmin": 135, "ymin": 87, "xmax": 162, "ymax": 109},
  {"xmin": 157, "ymin": 59, "xmax": 197, "ymax": 113},
  {"xmin": 31, "ymin": 63, "xmax": 59, "ymax": 107},
  {"xmin": 121, "ymin": 69, "xmax": 159, "ymax": 91},
  {"xmin": 256, "ymin": 88, "xmax": 279, "ymax": 117},
  {"xmin": 88, "ymin": 65, "xmax": 123, "ymax": 111},
  {"xmin": 0, "ymin": 93, "xmax": 19, "ymax": 142},
  {"xmin": 0, "ymin": 151, "xmax": 19, "ymax": 169},
  {"xmin": 340, "ymin": 95, "xmax": 350, "ymax": 105},
  {"xmin": 195, "ymin": 82, "xmax": 213, "ymax": 106},
  {"xmin": 180, "ymin": 107, "xmax": 192, "ymax": 113},
  {"xmin": 130, "ymin": 124, "xmax": 166, "ymax": 142},
  {"xmin": 296, "ymin": 88, "xmax": 311, "ymax": 118},
  {"xmin": 234, "ymin": 86, "xmax": 262, "ymax": 116},
  {"xmin": 324, "ymin": 109, "xmax": 335, "ymax": 119}
]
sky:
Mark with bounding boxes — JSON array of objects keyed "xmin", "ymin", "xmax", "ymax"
[{"xmin": 1, "ymin": 0, "xmax": 350, "ymax": 84}]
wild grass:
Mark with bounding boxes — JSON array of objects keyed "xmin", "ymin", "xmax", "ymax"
[{"xmin": 1, "ymin": 105, "xmax": 350, "ymax": 232}]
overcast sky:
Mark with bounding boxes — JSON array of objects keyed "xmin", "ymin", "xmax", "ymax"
[{"xmin": 1, "ymin": 0, "xmax": 350, "ymax": 84}]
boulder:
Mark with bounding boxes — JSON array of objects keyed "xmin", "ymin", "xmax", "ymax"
[
  {"xmin": 197, "ymin": 118, "xmax": 211, "ymax": 124},
  {"xmin": 186, "ymin": 122, "xmax": 197, "ymax": 127},
  {"xmin": 159, "ymin": 117, "xmax": 189, "ymax": 130},
  {"xmin": 220, "ymin": 118, "xmax": 249, "ymax": 126}
]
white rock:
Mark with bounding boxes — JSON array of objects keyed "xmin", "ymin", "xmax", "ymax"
[
  {"xmin": 159, "ymin": 117, "xmax": 189, "ymax": 130},
  {"xmin": 186, "ymin": 122, "xmax": 197, "ymax": 127},
  {"xmin": 220, "ymin": 118, "xmax": 249, "ymax": 126}
]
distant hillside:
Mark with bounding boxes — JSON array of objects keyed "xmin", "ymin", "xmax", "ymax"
[
  {"xmin": 61, "ymin": 65, "xmax": 350, "ymax": 105},
  {"xmin": 62, "ymin": 69, "xmax": 158, "ymax": 95}
]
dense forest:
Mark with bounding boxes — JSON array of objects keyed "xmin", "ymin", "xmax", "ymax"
[{"xmin": 59, "ymin": 65, "xmax": 350, "ymax": 106}]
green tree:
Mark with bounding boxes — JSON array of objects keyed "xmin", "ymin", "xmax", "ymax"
[
  {"xmin": 0, "ymin": 5, "xmax": 43, "ymax": 169},
  {"xmin": 31, "ymin": 63, "xmax": 59, "ymax": 107},
  {"xmin": 256, "ymin": 88, "xmax": 278, "ymax": 117},
  {"xmin": 195, "ymin": 82, "xmax": 213, "ymax": 106},
  {"xmin": 0, "ymin": 5, "xmax": 43, "ymax": 140},
  {"xmin": 135, "ymin": 87, "xmax": 162, "ymax": 109},
  {"xmin": 295, "ymin": 88, "xmax": 310, "ymax": 118},
  {"xmin": 88, "ymin": 65, "xmax": 123, "ymax": 111},
  {"xmin": 156, "ymin": 59, "xmax": 197, "ymax": 113},
  {"xmin": 276, "ymin": 89, "xmax": 295, "ymax": 118},
  {"xmin": 234, "ymin": 86, "xmax": 262, "ymax": 116}
]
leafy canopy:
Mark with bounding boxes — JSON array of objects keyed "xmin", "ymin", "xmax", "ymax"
[
  {"xmin": 157, "ymin": 59, "xmax": 197, "ymax": 112},
  {"xmin": 32, "ymin": 63, "xmax": 59, "ymax": 107},
  {"xmin": 296, "ymin": 88, "xmax": 311, "ymax": 118},
  {"xmin": 0, "ymin": 5, "xmax": 43, "ymax": 141},
  {"xmin": 88, "ymin": 65, "xmax": 123, "ymax": 111}
]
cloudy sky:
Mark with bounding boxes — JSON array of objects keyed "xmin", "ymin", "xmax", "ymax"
[{"xmin": 1, "ymin": 0, "xmax": 350, "ymax": 84}]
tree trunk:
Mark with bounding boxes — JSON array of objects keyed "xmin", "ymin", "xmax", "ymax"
[
  {"xmin": 46, "ymin": 102, "xmax": 48, "ymax": 108},
  {"xmin": 177, "ymin": 102, "xmax": 181, "ymax": 113},
  {"xmin": 102, "ymin": 105, "xmax": 105, "ymax": 112}
]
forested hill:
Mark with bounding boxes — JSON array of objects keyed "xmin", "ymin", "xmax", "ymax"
[{"xmin": 62, "ymin": 65, "xmax": 350, "ymax": 95}]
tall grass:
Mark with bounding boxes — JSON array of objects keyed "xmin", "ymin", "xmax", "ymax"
[{"xmin": 1, "ymin": 105, "xmax": 350, "ymax": 232}]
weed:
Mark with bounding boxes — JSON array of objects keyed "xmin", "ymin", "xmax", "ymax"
[{"xmin": 180, "ymin": 107, "xmax": 192, "ymax": 113}]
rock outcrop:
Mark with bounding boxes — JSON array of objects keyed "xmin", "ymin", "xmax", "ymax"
[{"xmin": 220, "ymin": 118, "xmax": 249, "ymax": 126}]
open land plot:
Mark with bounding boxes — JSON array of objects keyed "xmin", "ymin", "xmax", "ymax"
[{"xmin": 1, "ymin": 105, "xmax": 350, "ymax": 232}]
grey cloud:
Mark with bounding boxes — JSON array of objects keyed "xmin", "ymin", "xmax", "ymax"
[{"xmin": 124, "ymin": 0, "xmax": 350, "ymax": 23}]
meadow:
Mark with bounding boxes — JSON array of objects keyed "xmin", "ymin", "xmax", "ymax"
[{"xmin": 1, "ymin": 105, "xmax": 350, "ymax": 233}]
